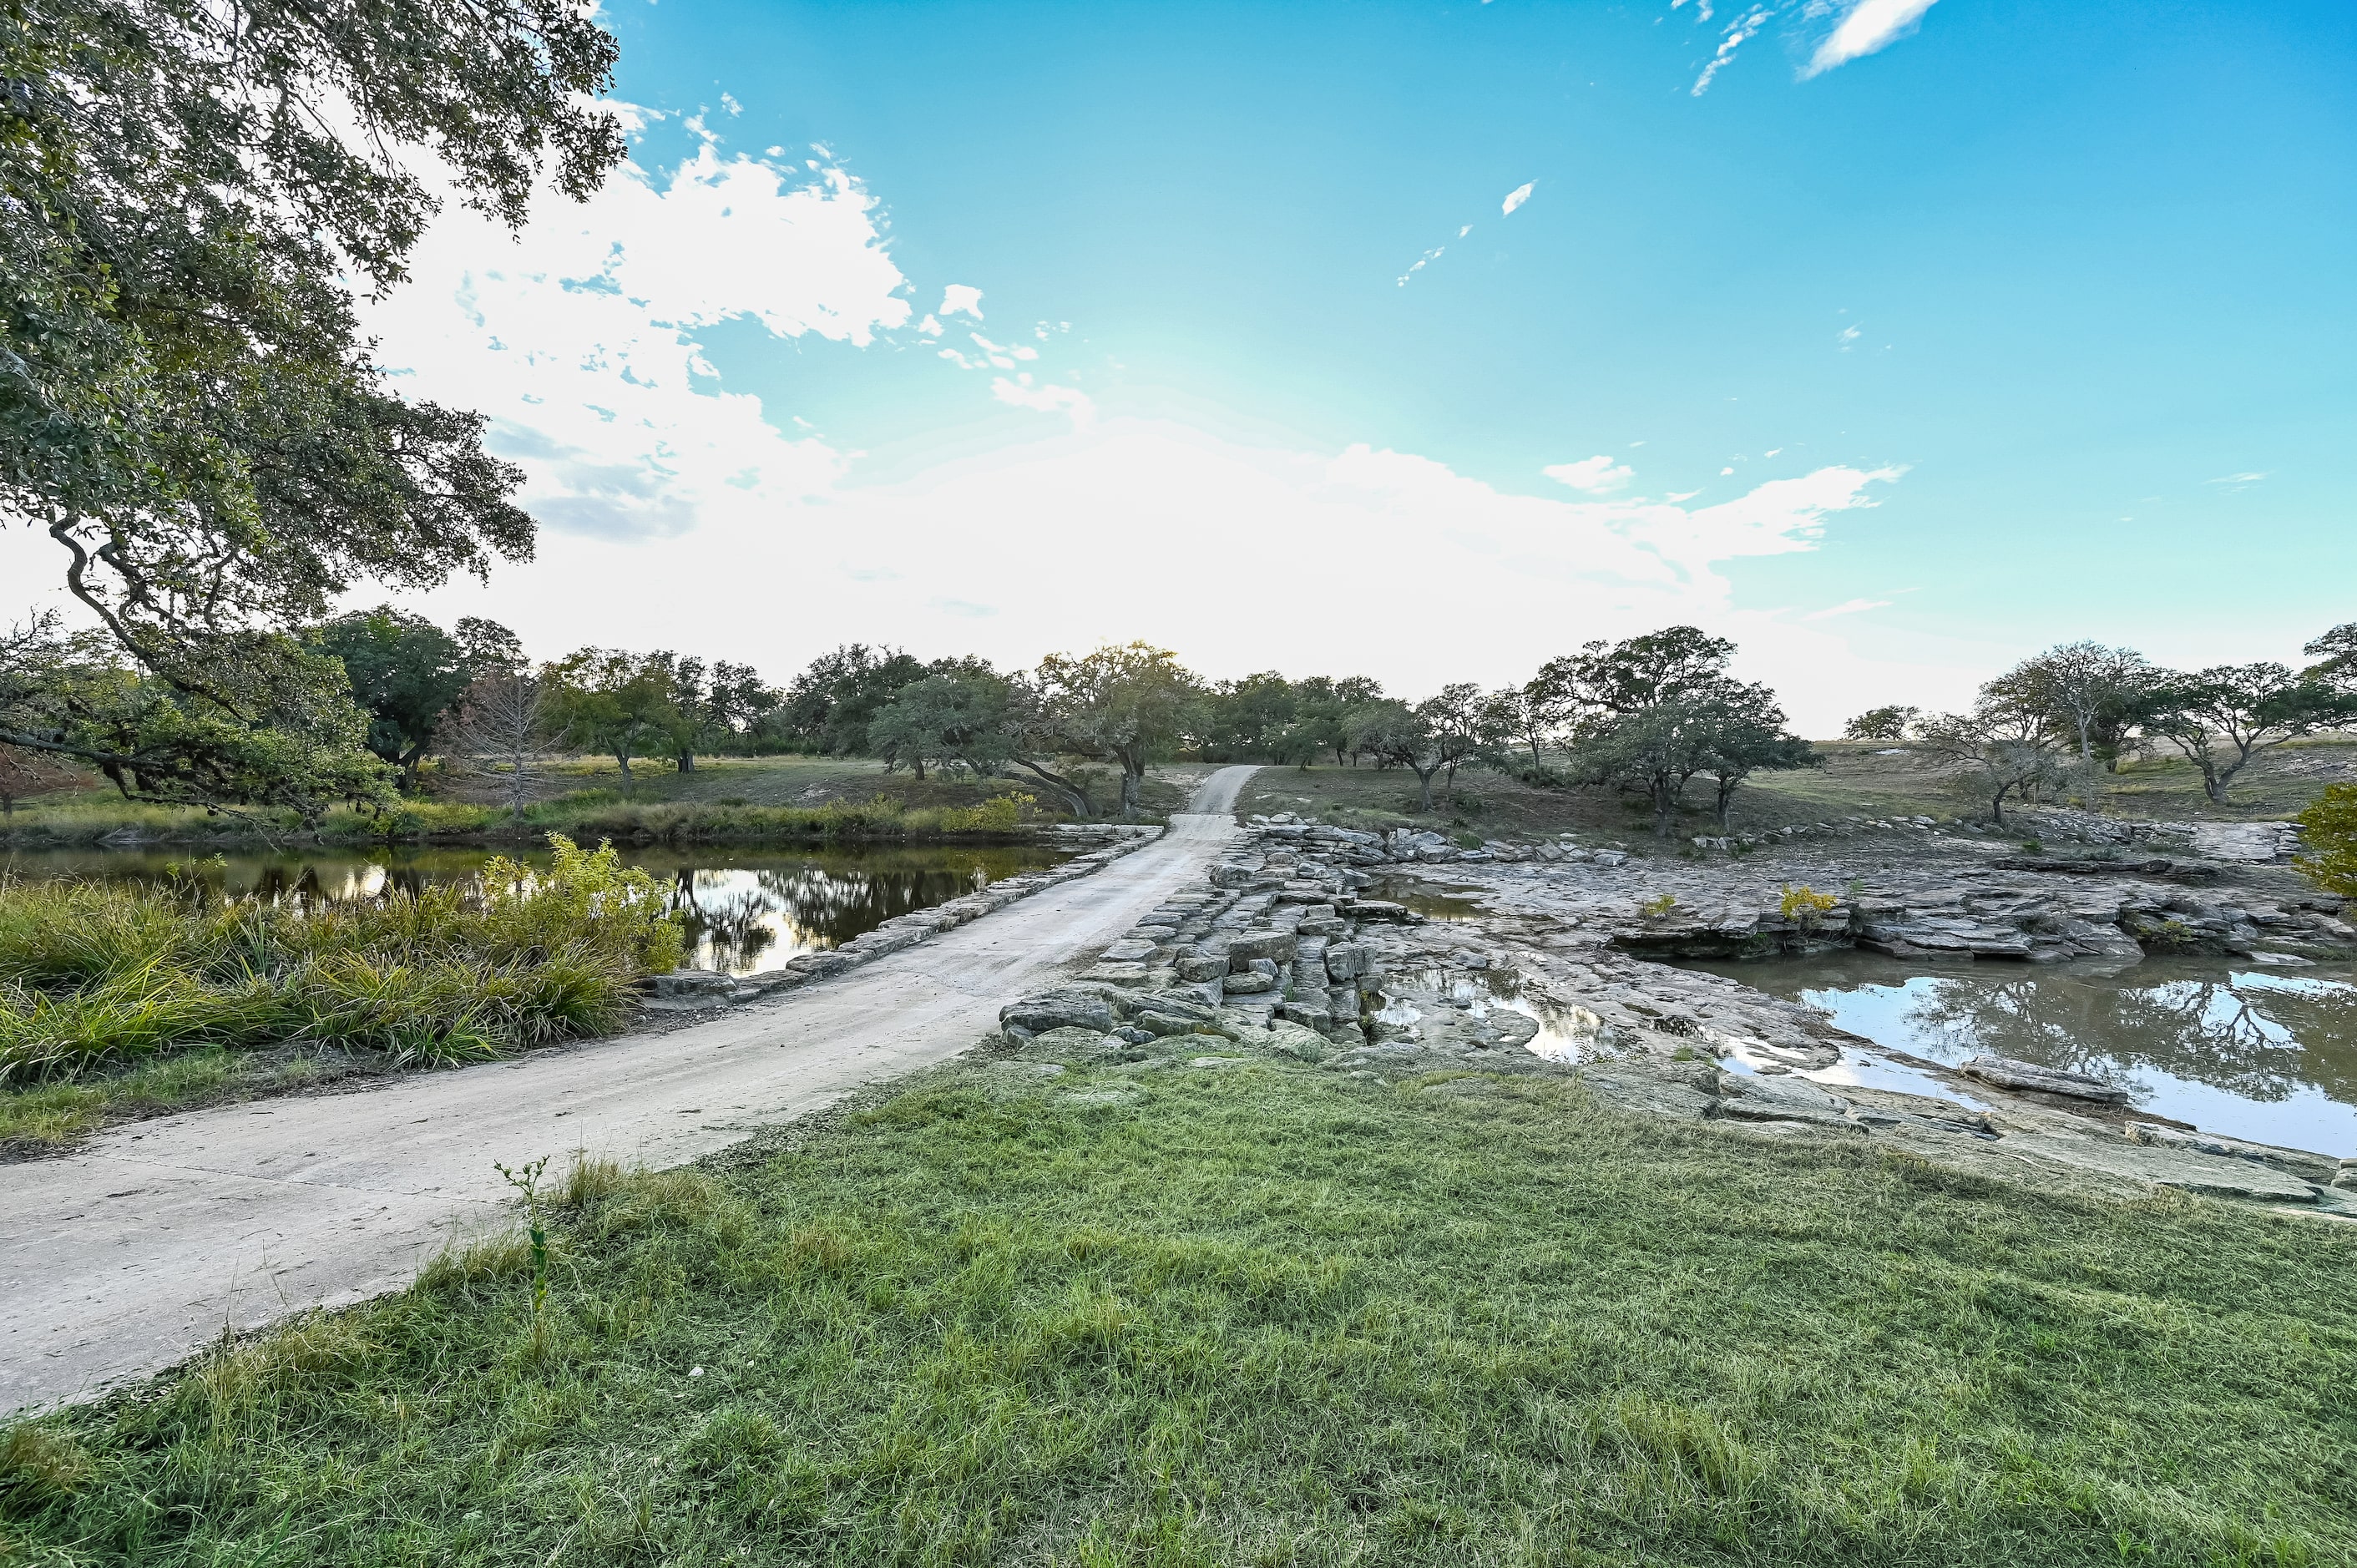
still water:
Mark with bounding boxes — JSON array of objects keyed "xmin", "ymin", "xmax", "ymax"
[
  {"xmin": 1, "ymin": 844, "xmax": 1074, "ymax": 979},
  {"xmin": 1687, "ymin": 952, "xmax": 2357, "ymax": 1156}
]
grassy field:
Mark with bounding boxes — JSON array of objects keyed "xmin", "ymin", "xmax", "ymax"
[
  {"xmin": 0, "ymin": 756, "xmax": 1195, "ymax": 849},
  {"xmin": 3, "ymin": 1059, "xmax": 2347, "ymax": 1565},
  {"xmin": 1238, "ymin": 736, "xmax": 2357, "ymax": 843}
]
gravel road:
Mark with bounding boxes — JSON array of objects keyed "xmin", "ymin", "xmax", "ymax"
[{"xmin": 0, "ymin": 767, "xmax": 1258, "ymax": 1414}]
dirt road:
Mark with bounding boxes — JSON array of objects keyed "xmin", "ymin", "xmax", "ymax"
[{"xmin": 0, "ymin": 767, "xmax": 1257, "ymax": 1414}]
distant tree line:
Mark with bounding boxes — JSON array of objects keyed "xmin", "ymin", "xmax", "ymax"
[{"xmin": 1844, "ymin": 625, "xmax": 2357, "ymax": 822}]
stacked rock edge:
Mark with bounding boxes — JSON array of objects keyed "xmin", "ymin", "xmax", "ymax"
[
  {"xmin": 647, "ymin": 823, "xmax": 1163, "ymax": 1006},
  {"xmin": 994, "ymin": 822, "xmax": 2357, "ymax": 1215}
]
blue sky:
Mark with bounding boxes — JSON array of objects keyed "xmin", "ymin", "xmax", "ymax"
[{"xmin": 330, "ymin": 0, "xmax": 2354, "ymax": 730}]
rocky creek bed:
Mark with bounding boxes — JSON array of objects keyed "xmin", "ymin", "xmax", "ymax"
[{"xmin": 989, "ymin": 815, "xmax": 2357, "ymax": 1219}]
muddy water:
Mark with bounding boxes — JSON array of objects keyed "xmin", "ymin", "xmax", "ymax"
[
  {"xmin": 1, "ymin": 844, "xmax": 1074, "ymax": 979},
  {"xmin": 1685, "ymin": 952, "xmax": 2357, "ymax": 1156}
]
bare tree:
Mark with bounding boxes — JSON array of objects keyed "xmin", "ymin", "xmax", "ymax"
[
  {"xmin": 1984, "ymin": 642, "xmax": 2156, "ymax": 771},
  {"xmin": 441, "ymin": 672, "xmax": 554, "ymax": 822},
  {"xmin": 1910, "ymin": 701, "xmax": 2064, "ymax": 827}
]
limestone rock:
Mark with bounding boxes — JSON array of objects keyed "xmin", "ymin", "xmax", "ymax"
[
  {"xmin": 1960, "ymin": 1056, "xmax": 2131, "ymax": 1104},
  {"xmin": 1000, "ymin": 989, "xmax": 1118, "ymax": 1037}
]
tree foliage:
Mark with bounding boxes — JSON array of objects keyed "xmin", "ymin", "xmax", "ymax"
[
  {"xmin": 306, "ymin": 608, "xmax": 520, "ymax": 787},
  {"xmin": 1842, "ymin": 706, "xmax": 1919, "ymax": 741},
  {"xmin": 1029, "ymin": 644, "xmax": 1201, "ymax": 820},
  {"xmin": 2132, "ymin": 663, "xmax": 2355, "ymax": 805},
  {"xmin": 1983, "ymin": 642, "xmax": 2155, "ymax": 771},
  {"xmin": 3, "ymin": 0, "xmax": 624, "ymax": 810}
]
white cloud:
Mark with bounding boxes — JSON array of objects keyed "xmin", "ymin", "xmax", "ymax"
[
  {"xmin": 1693, "ymin": 7, "xmax": 1771, "ymax": 95},
  {"xmin": 1543, "ymin": 455, "xmax": 1635, "ymax": 493},
  {"xmin": 1804, "ymin": 0, "xmax": 1940, "ymax": 78},
  {"xmin": 917, "ymin": 315, "xmax": 943, "ymax": 336},
  {"xmin": 395, "ymin": 414, "xmax": 1919, "ymax": 730},
  {"xmin": 1397, "ymin": 244, "xmax": 1446, "ymax": 286},
  {"xmin": 940, "ymin": 284, "xmax": 984, "ymax": 318},
  {"xmin": 1802, "ymin": 597, "xmax": 1893, "ymax": 621},
  {"xmin": 990, "ymin": 375, "xmax": 1097, "ymax": 428},
  {"xmin": 1501, "ymin": 181, "xmax": 1535, "ymax": 215},
  {"xmin": 361, "ymin": 133, "xmax": 909, "ymax": 542},
  {"xmin": 2207, "ymin": 471, "xmax": 2270, "ymax": 488}
]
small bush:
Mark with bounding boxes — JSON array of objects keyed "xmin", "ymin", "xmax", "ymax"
[
  {"xmin": 0, "ymin": 837, "xmax": 681, "ymax": 1081},
  {"xmin": 2297, "ymin": 782, "xmax": 2357, "ymax": 898},
  {"xmin": 1779, "ymin": 884, "xmax": 1839, "ymax": 934}
]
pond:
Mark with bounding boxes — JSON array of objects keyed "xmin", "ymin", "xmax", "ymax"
[
  {"xmin": 0, "ymin": 844, "xmax": 1075, "ymax": 979},
  {"xmin": 1683, "ymin": 952, "xmax": 2357, "ymax": 1156}
]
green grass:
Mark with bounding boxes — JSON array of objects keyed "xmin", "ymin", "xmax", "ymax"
[
  {"xmin": 0, "ymin": 837, "xmax": 679, "ymax": 1093},
  {"xmin": 1242, "ymin": 737, "xmax": 2357, "ymax": 844},
  {"xmin": 7, "ymin": 1062, "xmax": 2349, "ymax": 1565},
  {"xmin": 0, "ymin": 756, "xmax": 1194, "ymax": 849}
]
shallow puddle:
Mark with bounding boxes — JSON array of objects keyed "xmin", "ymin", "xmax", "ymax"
[
  {"xmin": 1390, "ymin": 964, "xmax": 1611, "ymax": 1061},
  {"xmin": 1684, "ymin": 951, "xmax": 2357, "ymax": 1155},
  {"xmin": 2, "ymin": 844, "xmax": 1074, "ymax": 978}
]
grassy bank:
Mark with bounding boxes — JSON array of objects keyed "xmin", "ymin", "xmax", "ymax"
[
  {"xmin": 5, "ymin": 1061, "xmax": 2348, "ymax": 1564},
  {"xmin": 1237, "ymin": 735, "xmax": 2357, "ymax": 846},
  {"xmin": 0, "ymin": 756, "xmax": 1194, "ymax": 850},
  {"xmin": 0, "ymin": 839, "xmax": 680, "ymax": 1150}
]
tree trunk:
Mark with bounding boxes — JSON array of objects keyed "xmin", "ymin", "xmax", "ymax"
[
  {"xmin": 616, "ymin": 752, "xmax": 633, "ymax": 792},
  {"xmin": 677, "ymin": 751, "xmax": 695, "ymax": 773},
  {"xmin": 912, "ymin": 757, "xmax": 926, "ymax": 781},
  {"xmin": 1120, "ymin": 766, "xmax": 1141, "ymax": 821},
  {"xmin": 1412, "ymin": 762, "xmax": 1439, "ymax": 811},
  {"xmin": 1989, "ymin": 782, "xmax": 2005, "ymax": 827}
]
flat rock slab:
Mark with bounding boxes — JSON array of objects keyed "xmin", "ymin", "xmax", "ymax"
[{"xmin": 2002, "ymin": 1134, "xmax": 2322, "ymax": 1202}]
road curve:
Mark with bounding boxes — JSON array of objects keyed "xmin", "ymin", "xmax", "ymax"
[{"xmin": 0, "ymin": 766, "xmax": 1261, "ymax": 1414}]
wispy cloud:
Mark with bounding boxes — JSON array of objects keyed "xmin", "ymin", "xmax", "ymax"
[
  {"xmin": 991, "ymin": 373, "xmax": 1096, "ymax": 428},
  {"xmin": 1692, "ymin": 7, "xmax": 1771, "ymax": 95},
  {"xmin": 1501, "ymin": 181, "xmax": 1535, "ymax": 216},
  {"xmin": 1543, "ymin": 455, "xmax": 1636, "ymax": 494},
  {"xmin": 2207, "ymin": 470, "xmax": 2270, "ymax": 489},
  {"xmin": 1803, "ymin": 597, "xmax": 1892, "ymax": 621},
  {"xmin": 1397, "ymin": 244, "xmax": 1448, "ymax": 286},
  {"xmin": 1803, "ymin": 0, "xmax": 1940, "ymax": 78}
]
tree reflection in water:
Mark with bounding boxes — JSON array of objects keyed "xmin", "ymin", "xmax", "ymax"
[
  {"xmin": 2, "ymin": 844, "xmax": 1070, "ymax": 978},
  {"xmin": 1688, "ymin": 950, "xmax": 2357, "ymax": 1150},
  {"xmin": 663, "ymin": 858, "xmax": 1026, "ymax": 974}
]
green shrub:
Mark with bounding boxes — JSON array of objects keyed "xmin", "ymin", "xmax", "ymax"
[
  {"xmin": 0, "ymin": 837, "xmax": 681, "ymax": 1081},
  {"xmin": 2296, "ymin": 782, "xmax": 2357, "ymax": 898}
]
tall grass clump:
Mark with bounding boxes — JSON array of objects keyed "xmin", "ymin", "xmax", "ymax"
[{"xmin": 0, "ymin": 837, "xmax": 681, "ymax": 1083}]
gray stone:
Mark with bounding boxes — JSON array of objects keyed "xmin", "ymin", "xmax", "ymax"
[
  {"xmin": 2127, "ymin": 1122, "xmax": 2338, "ymax": 1184},
  {"xmin": 1173, "ymin": 955, "xmax": 1227, "ymax": 983},
  {"xmin": 653, "ymin": 969, "xmax": 738, "ymax": 999},
  {"xmin": 1227, "ymin": 929, "xmax": 1298, "ymax": 965},
  {"xmin": 1222, "ymin": 971, "xmax": 1276, "ymax": 994},
  {"xmin": 1100, "ymin": 940, "xmax": 1158, "ymax": 964},
  {"xmin": 1960, "ymin": 1056, "xmax": 2131, "ymax": 1104},
  {"xmin": 1000, "ymin": 989, "xmax": 1117, "ymax": 1036},
  {"xmin": 2003, "ymin": 1133, "xmax": 2320, "ymax": 1201}
]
